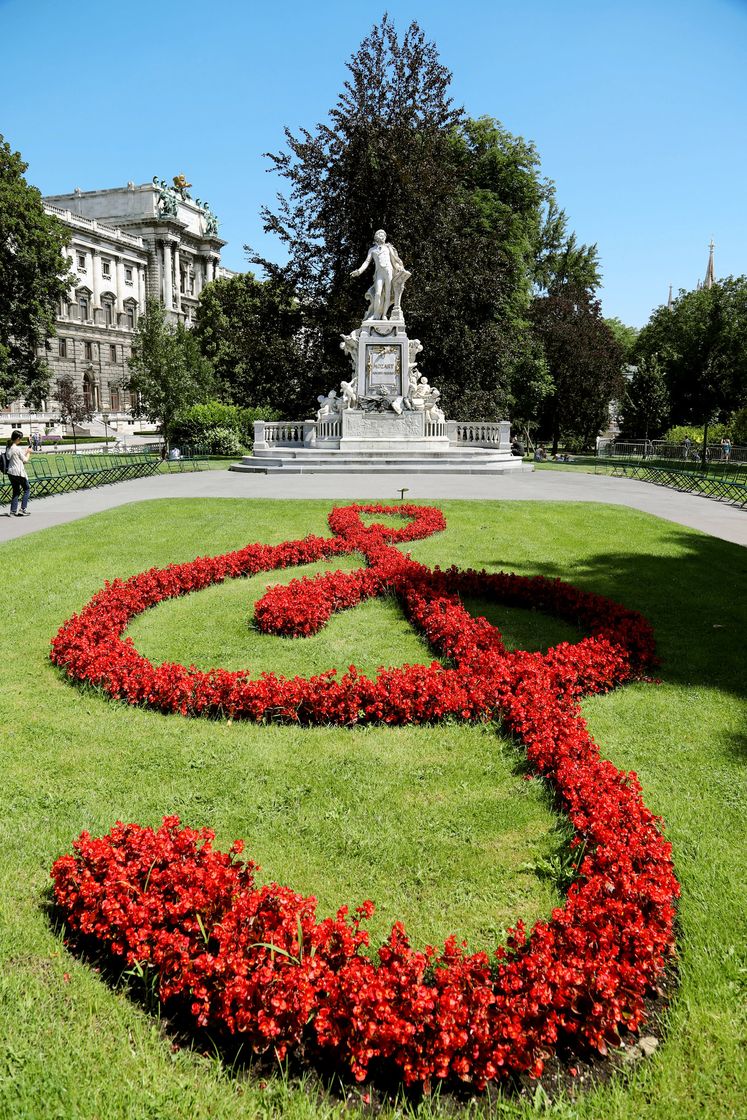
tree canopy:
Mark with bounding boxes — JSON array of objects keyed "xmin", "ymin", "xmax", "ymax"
[
  {"xmin": 0, "ymin": 134, "xmax": 71, "ymax": 406},
  {"xmin": 194, "ymin": 274, "xmax": 304, "ymax": 412},
  {"xmin": 248, "ymin": 16, "xmax": 585, "ymax": 418},
  {"xmin": 634, "ymin": 278, "xmax": 747, "ymax": 425},
  {"xmin": 127, "ymin": 301, "xmax": 213, "ymax": 448},
  {"xmin": 531, "ymin": 286, "xmax": 625, "ymax": 452}
]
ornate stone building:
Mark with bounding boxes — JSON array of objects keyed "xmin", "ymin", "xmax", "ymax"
[{"xmin": 36, "ymin": 177, "xmax": 229, "ymax": 415}]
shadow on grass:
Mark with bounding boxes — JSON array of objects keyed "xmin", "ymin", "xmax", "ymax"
[{"xmin": 478, "ymin": 525, "xmax": 747, "ymax": 701}]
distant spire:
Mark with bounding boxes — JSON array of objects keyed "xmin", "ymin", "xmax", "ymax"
[
  {"xmin": 703, "ymin": 239, "xmax": 715, "ymax": 289},
  {"xmin": 667, "ymin": 284, "xmax": 673, "ymax": 309}
]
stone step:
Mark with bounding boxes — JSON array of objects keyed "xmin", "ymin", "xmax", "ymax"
[{"xmin": 230, "ymin": 456, "xmax": 531, "ymax": 476}]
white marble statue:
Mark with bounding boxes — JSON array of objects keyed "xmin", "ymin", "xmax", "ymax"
[
  {"xmin": 340, "ymin": 380, "xmax": 358, "ymax": 408},
  {"xmin": 351, "ymin": 229, "xmax": 411, "ymax": 321},
  {"xmin": 340, "ymin": 329, "xmax": 360, "ymax": 365},
  {"xmin": 316, "ymin": 389, "xmax": 341, "ymax": 419}
]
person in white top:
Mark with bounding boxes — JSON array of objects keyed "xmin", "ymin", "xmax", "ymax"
[{"xmin": 5, "ymin": 429, "xmax": 31, "ymax": 516}]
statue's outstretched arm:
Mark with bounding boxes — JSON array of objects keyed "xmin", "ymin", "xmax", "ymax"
[{"xmin": 350, "ymin": 247, "xmax": 373, "ymax": 278}]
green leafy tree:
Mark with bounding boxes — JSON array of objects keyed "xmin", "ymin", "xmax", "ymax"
[
  {"xmin": 249, "ymin": 17, "xmax": 554, "ymax": 418},
  {"xmin": 730, "ymin": 406, "xmax": 747, "ymax": 446},
  {"xmin": 0, "ymin": 134, "xmax": 72, "ymax": 406},
  {"xmin": 533, "ymin": 197, "xmax": 601, "ymax": 295},
  {"xmin": 619, "ymin": 356, "xmax": 670, "ymax": 440},
  {"xmin": 635, "ymin": 278, "xmax": 747, "ymax": 424},
  {"xmin": 194, "ymin": 274, "xmax": 304, "ymax": 412},
  {"xmin": 531, "ymin": 286, "xmax": 625, "ymax": 452},
  {"xmin": 55, "ymin": 376, "xmax": 90, "ymax": 453},
  {"xmin": 127, "ymin": 301, "xmax": 213, "ymax": 449},
  {"xmin": 604, "ymin": 317, "xmax": 639, "ymax": 363}
]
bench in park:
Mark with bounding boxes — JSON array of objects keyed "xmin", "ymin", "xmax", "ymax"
[{"xmin": 0, "ymin": 450, "xmax": 209, "ymax": 504}]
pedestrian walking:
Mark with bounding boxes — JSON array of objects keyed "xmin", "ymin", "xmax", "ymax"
[{"xmin": 4, "ymin": 430, "xmax": 31, "ymax": 517}]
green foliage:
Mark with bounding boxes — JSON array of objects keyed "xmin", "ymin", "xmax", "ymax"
[
  {"xmin": 663, "ymin": 422, "xmax": 730, "ymax": 445},
  {"xmin": 127, "ymin": 301, "xmax": 213, "ymax": 447},
  {"xmin": 171, "ymin": 399, "xmax": 281, "ymax": 450},
  {"xmin": 0, "ymin": 133, "xmax": 72, "ymax": 406},
  {"xmin": 194, "ymin": 274, "xmax": 305, "ymax": 413},
  {"xmin": 191, "ymin": 426, "xmax": 243, "ymax": 456},
  {"xmin": 249, "ymin": 17, "xmax": 566, "ymax": 418},
  {"xmin": 635, "ymin": 278, "xmax": 747, "ymax": 424},
  {"xmin": 533, "ymin": 197, "xmax": 601, "ymax": 295},
  {"xmin": 531, "ymin": 286, "xmax": 625, "ymax": 450},
  {"xmin": 729, "ymin": 406, "xmax": 747, "ymax": 445},
  {"xmin": 619, "ymin": 356, "xmax": 670, "ymax": 439},
  {"xmin": 54, "ymin": 376, "xmax": 91, "ymax": 454},
  {"xmin": 605, "ymin": 317, "xmax": 639, "ymax": 362}
]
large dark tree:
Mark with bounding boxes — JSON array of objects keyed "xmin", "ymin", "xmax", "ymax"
[
  {"xmin": 194, "ymin": 274, "xmax": 305, "ymax": 411},
  {"xmin": 0, "ymin": 134, "xmax": 72, "ymax": 406},
  {"xmin": 619, "ymin": 356, "xmax": 670, "ymax": 440},
  {"xmin": 531, "ymin": 287, "xmax": 625, "ymax": 452},
  {"xmin": 635, "ymin": 278, "xmax": 747, "ymax": 425},
  {"xmin": 249, "ymin": 17, "xmax": 553, "ymax": 417}
]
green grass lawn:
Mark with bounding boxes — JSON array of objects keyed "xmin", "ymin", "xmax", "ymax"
[{"xmin": 0, "ymin": 498, "xmax": 745, "ymax": 1120}]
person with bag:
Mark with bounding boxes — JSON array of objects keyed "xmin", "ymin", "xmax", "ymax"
[{"xmin": 3, "ymin": 430, "xmax": 31, "ymax": 517}]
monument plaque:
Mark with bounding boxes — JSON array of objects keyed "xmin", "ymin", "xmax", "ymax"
[{"xmin": 366, "ymin": 344, "xmax": 401, "ymax": 392}]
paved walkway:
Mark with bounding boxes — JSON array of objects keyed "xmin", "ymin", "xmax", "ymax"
[{"xmin": 1, "ymin": 468, "xmax": 746, "ymax": 547}]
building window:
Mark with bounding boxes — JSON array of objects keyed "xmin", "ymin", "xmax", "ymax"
[
  {"xmin": 78, "ymin": 296, "xmax": 89, "ymax": 321},
  {"xmin": 77, "ymin": 252, "xmax": 86, "ymax": 270},
  {"xmin": 110, "ymin": 344, "xmax": 117, "ymax": 362},
  {"xmin": 102, "ymin": 259, "xmax": 111, "ymax": 278},
  {"xmin": 126, "ymin": 305, "xmax": 136, "ymax": 329},
  {"xmin": 84, "ymin": 341, "xmax": 93, "ymax": 361},
  {"xmin": 110, "ymin": 385, "xmax": 121, "ymax": 410},
  {"xmin": 59, "ymin": 338, "xmax": 67, "ymax": 358},
  {"xmin": 104, "ymin": 300, "xmax": 114, "ymax": 326},
  {"xmin": 125, "ymin": 266, "xmax": 133, "ymax": 284}
]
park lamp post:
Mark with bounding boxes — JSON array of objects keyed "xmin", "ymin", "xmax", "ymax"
[{"xmin": 101, "ymin": 410, "xmax": 110, "ymax": 450}]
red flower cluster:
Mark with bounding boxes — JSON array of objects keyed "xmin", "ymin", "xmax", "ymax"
[{"xmin": 50, "ymin": 505, "xmax": 678, "ymax": 1091}]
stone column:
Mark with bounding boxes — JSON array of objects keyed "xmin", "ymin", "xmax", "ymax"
[
  {"xmin": 91, "ymin": 249, "xmax": 101, "ymax": 311},
  {"xmin": 173, "ymin": 245, "xmax": 181, "ymax": 311},
  {"xmin": 162, "ymin": 241, "xmax": 173, "ymax": 311},
  {"xmin": 115, "ymin": 256, "xmax": 125, "ymax": 312}
]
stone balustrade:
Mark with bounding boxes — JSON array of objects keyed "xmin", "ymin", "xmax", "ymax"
[
  {"xmin": 450, "ymin": 421, "xmax": 510, "ymax": 449},
  {"xmin": 44, "ymin": 204, "xmax": 143, "ymax": 247},
  {"xmin": 255, "ymin": 416, "xmax": 510, "ymax": 451}
]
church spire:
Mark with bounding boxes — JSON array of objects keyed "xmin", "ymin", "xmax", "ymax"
[
  {"xmin": 667, "ymin": 283, "xmax": 673, "ymax": 309},
  {"xmin": 703, "ymin": 239, "xmax": 715, "ymax": 289}
]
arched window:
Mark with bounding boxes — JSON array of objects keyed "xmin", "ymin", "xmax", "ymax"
[
  {"xmin": 83, "ymin": 371, "xmax": 97, "ymax": 413},
  {"xmin": 102, "ymin": 296, "xmax": 115, "ymax": 327}
]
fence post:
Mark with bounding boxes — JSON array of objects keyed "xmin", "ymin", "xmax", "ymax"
[{"xmin": 253, "ymin": 420, "xmax": 267, "ymax": 450}]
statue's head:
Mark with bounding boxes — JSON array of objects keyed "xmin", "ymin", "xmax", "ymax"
[{"xmin": 374, "ymin": 229, "xmax": 386, "ymax": 243}]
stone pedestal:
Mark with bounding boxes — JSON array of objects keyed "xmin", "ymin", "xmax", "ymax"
[
  {"xmin": 353, "ymin": 320, "xmax": 409, "ymax": 401},
  {"xmin": 340, "ymin": 408, "xmax": 449, "ymax": 452}
]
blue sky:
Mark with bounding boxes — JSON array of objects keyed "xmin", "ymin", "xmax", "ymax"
[{"xmin": 2, "ymin": 0, "xmax": 745, "ymax": 327}]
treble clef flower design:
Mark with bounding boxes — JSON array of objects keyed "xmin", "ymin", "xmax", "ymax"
[{"xmin": 50, "ymin": 505, "xmax": 679, "ymax": 1090}]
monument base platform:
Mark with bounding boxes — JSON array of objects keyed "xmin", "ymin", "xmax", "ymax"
[{"xmin": 230, "ymin": 447, "xmax": 531, "ymax": 476}]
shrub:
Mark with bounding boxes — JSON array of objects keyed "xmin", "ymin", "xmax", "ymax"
[
  {"xmin": 196, "ymin": 426, "xmax": 243, "ymax": 456},
  {"xmin": 663, "ymin": 422, "xmax": 730, "ymax": 445},
  {"xmin": 172, "ymin": 400, "xmax": 281, "ymax": 450}
]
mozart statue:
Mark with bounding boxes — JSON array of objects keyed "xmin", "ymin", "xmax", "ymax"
[{"xmin": 351, "ymin": 229, "xmax": 411, "ymax": 321}]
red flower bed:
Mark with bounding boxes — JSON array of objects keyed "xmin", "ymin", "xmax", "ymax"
[{"xmin": 51, "ymin": 504, "xmax": 678, "ymax": 1091}]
